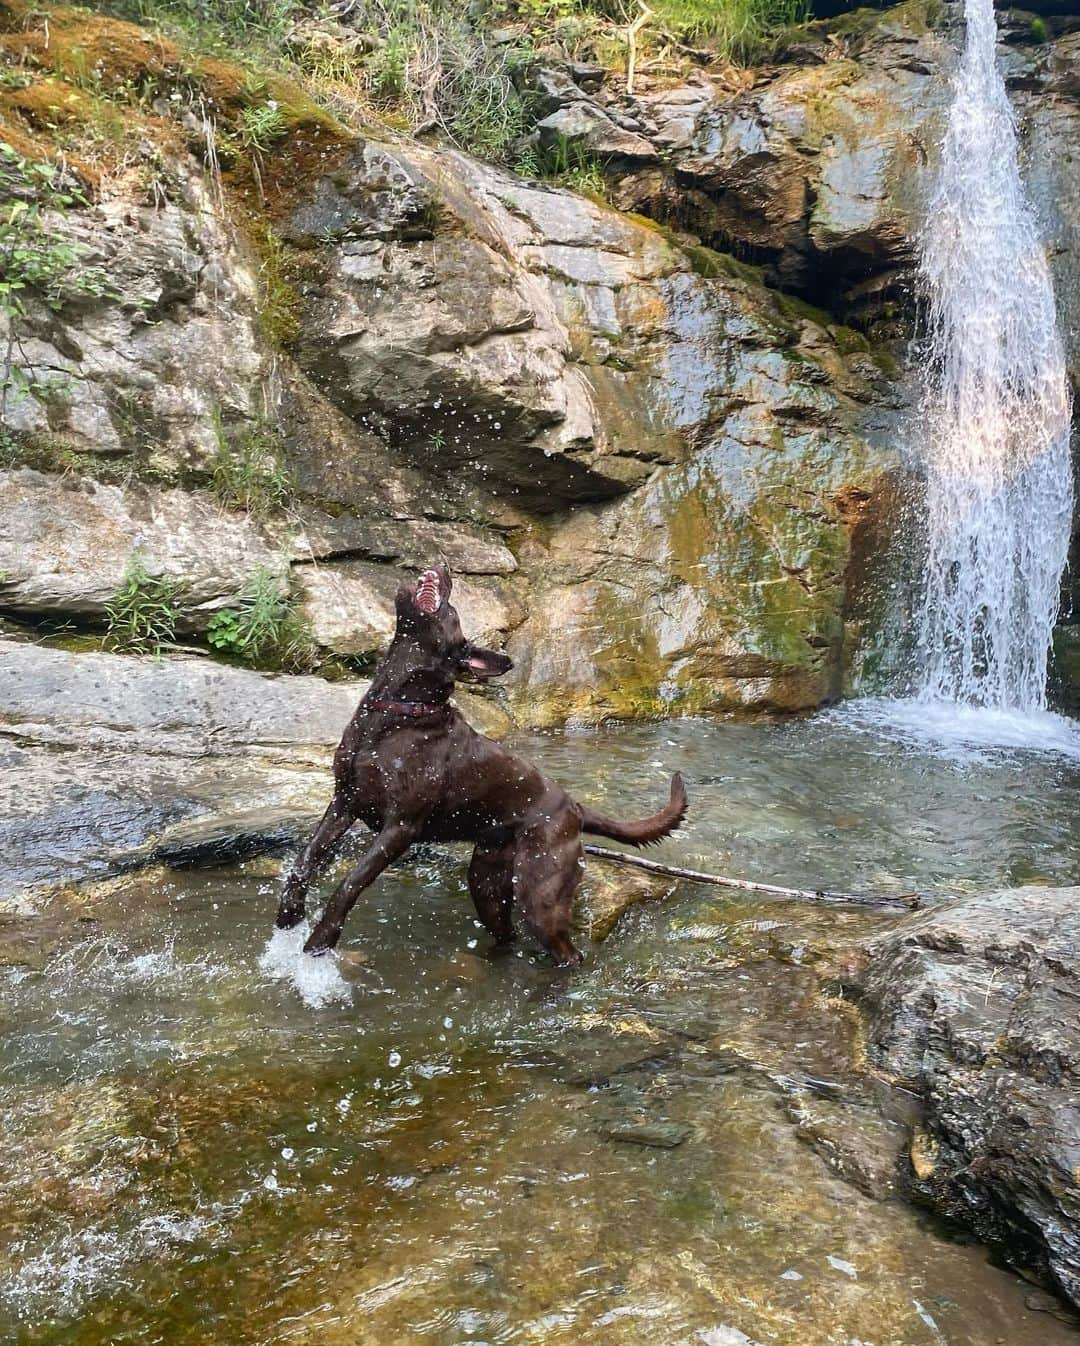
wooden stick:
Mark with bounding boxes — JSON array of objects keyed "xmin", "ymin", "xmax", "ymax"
[
  {"xmin": 626, "ymin": 1, "xmax": 654, "ymax": 96},
  {"xmin": 583, "ymin": 844, "xmax": 919, "ymax": 910}
]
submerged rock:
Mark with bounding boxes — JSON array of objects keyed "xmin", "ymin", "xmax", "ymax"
[
  {"xmin": 844, "ymin": 886, "xmax": 1080, "ymax": 1308},
  {"xmin": 600, "ymin": 1117, "xmax": 691, "ymax": 1148},
  {"xmin": 577, "ymin": 862, "xmax": 674, "ymax": 941}
]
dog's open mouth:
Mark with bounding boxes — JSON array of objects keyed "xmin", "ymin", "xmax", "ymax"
[{"xmin": 416, "ymin": 569, "xmax": 441, "ymax": 614}]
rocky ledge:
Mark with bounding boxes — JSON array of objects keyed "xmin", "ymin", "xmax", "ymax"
[
  {"xmin": 842, "ymin": 886, "xmax": 1080, "ymax": 1309},
  {"xmin": 0, "ymin": 638, "xmax": 510, "ymax": 904}
]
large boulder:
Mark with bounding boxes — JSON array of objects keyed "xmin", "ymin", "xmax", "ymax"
[
  {"xmin": 288, "ymin": 140, "xmax": 689, "ymax": 509},
  {"xmin": 504, "ymin": 269, "xmax": 902, "ymax": 722},
  {"xmin": 842, "ymin": 886, "xmax": 1080, "ymax": 1308}
]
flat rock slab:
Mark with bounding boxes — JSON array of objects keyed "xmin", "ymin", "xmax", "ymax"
[
  {"xmin": 845, "ymin": 886, "xmax": 1080, "ymax": 1308},
  {"xmin": 0, "ymin": 640, "xmax": 510, "ymax": 903}
]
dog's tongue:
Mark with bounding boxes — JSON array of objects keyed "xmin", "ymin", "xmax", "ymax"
[{"xmin": 416, "ymin": 570, "xmax": 441, "ymax": 614}]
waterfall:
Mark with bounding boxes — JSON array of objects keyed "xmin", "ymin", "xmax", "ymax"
[{"xmin": 912, "ymin": 0, "xmax": 1073, "ymax": 710}]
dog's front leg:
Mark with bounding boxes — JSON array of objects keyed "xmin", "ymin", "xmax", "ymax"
[
  {"xmin": 277, "ymin": 797, "xmax": 356, "ymax": 930},
  {"xmin": 304, "ymin": 821, "xmax": 417, "ymax": 955}
]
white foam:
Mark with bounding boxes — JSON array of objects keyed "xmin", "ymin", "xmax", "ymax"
[
  {"xmin": 4, "ymin": 1213, "xmax": 208, "ymax": 1320},
  {"xmin": 258, "ymin": 923, "xmax": 353, "ymax": 1009},
  {"xmin": 827, "ymin": 697, "xmax": 1080, "ymax": 763}
]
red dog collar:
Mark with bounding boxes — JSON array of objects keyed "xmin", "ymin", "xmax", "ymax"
[{"xmin": 367, "ymin": 697, "xmax": 449, "ymax": 718}]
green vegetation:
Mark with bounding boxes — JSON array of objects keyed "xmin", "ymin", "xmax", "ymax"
[
  {"xmin": 207, "ymin": 565, "xmax": 316, "ymax": 669},
  {"xmin": 237, "ymin": 99, "xmax": 289, "ymax": 152},
  {"xmin": 94, "ymin": 0, "xmax": 809, "ymax": 169},
  {"xmin": 209, "ymin": 413, "xmax": 293, "ymax": 516},
  {"xmin": 105, "ymin": 554, "xmax": 183, "ymax": 655},
  {"xmin": 253, "ymin": 223, "xmax": 301, "ymax": 349},
  {"xmin": 534, "ymin": 132, "xmax": 608, "ymax": 197},
  {"xmin": 1029, "ymin": 16, "xmax": 1048, "ymax": 42},
  {"xmin": 106, "ymin": 0, "xmax": 297, "ymax": 62},
  {"xmin": 0, "ymin": 142, "xmax": 120, "ymax": 414},
  {"xmin": 207, "ymin": 565, "xmax": 287, "ymax": 660}
]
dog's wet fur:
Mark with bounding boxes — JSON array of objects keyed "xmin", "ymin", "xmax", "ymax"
[{"xmin": 277, "ymin": 563, "xmax": 687, "ymax": 965}]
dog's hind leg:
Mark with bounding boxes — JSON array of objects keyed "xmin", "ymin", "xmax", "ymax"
[
  {"xmin": 277, "ymin": 798, "xmax": 356, "ymax": 929},
  {"xmin": 304, "ymin": 822, "xmax": 416, "ymax": 955},
  {"xmin": 514, "ymin": 820, "xmax": 584, "ymax": 968},
  {"xmin": 468, "ymin": 841, "xmax": 517, "ymax": 947}
]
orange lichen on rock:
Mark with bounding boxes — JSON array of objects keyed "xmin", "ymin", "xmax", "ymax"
[
  {"xmin": 0, "ymin": 1, "xmax": 182, "ymax": 88},
  {"xmin": 3, "ymin": 76, "xmax": 99, "ymax": 126}
]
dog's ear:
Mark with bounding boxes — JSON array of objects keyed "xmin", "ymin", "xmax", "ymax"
[
  {"xmin": 460, "ymin": 645, "xmax": 513, "ymax": 680},
  {"xmin": 437, "ymin": 561, "xmax": 452, "ymax": 602}
]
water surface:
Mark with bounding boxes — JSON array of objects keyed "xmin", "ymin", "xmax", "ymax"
[{"xmin": 3, "ymin": 715, "xmax": 1080, "ymax": 1345}]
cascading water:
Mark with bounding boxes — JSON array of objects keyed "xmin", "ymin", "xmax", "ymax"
[{"xmin": 913, "ymin": 0, "xmax": 1073, "ymax": 711}]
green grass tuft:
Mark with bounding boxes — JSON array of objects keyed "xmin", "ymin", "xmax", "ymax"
[
  {"xmin": 209, "ymin": 413, "xmax": 293, "ymax": 516},
  {"xmin": 105, "ymin": 554, "xmax": 183, "ymax": 655}
]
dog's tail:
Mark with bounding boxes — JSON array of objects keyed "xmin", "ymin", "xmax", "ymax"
[{"xmin": 578, "ymin": 773, "xmax": 687, "ymax": 848}]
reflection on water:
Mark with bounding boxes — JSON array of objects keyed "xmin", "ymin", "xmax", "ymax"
[{"xmin": 3, "ymin": 716, "xmax": 1080, "ymax": 1345}]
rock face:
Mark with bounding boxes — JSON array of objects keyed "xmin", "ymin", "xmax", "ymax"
[
  {"xmin": 524, "ymin": 3, "xmax": 955, "ymax": 310},
  {"xmin": 844, "ymin": 887, "xmax": 1080, "ymax": 1308},
  {"xmin": 0, "ymin": 468, "xmax": 284, "ymax": 624},
  {"xmin": 285, "ymin": 141, "xmax": 904, "ymax": 720},
  {"xmin": 0, "ymin": 0, "xmax": 1075, "ymax": 723},
  {"xmin": 0, "ymin": 161, "xmax": 267, "ymax": 466}
]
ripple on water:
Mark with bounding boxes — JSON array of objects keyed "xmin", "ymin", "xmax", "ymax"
[{"xmin": 3, "ymin": 717, "xmax": 1080, "ymax": 1346}]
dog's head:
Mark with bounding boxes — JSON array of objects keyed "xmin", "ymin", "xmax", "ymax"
[{"xmin": 394, "ymin": 563, "xmax": 513, "ymax": 683}]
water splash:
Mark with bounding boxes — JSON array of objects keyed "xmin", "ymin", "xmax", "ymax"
[
  {"xmin": 258, "ymin": 923, "xmax": 353, "ymax": 1009},
  {"xmin": 913, "ymin": 0, "xmax": 1073, "ymax": 710}
]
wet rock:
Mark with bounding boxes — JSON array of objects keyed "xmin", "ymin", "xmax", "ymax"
[
  {"xmin": 600, "ymin": 1117, "xmax": 690, "ymax": 1148},
  {"xmin": 785, "ymin": 1094, "xmax": 905, "ymax": 1200},
  {"xmin": 504, "ymin": 274, "xmax": 904, "ymax": 722},
  {"xmin": 577, "ymin": 862, "xmax": 675, "ymax": 941},
  {"xmin": 846, "ymin": 886, "xmax": 1080, "ymax": 1307},
  {"xmin": 0, "ymin": 912, "xmax": 64, "ymax": 969},
  {"xmin": 1014, "ymin": 34, "xmax": 1080, "ymax": 386}
]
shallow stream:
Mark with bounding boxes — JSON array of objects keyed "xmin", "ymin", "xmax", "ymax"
[{"xmin": 4, "ymin": 712, "xmax": 1080, "ymax": 1345}]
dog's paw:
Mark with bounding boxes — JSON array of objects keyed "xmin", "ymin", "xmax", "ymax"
[{"xmin": 303, "ymin": 929, "xmax": 338, "ymax": 957}]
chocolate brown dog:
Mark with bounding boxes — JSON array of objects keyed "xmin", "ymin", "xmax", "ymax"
[{"xmin": 276, "ymin": 564, "xmax": 687, "ymax": 965}]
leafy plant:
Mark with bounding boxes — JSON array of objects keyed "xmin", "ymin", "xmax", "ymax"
[
  {"xmin": 207, "ymin": 565, "xmax": 316, "ymax": 668},
  {"xmin": 209, "ymin": 413, "xmax": 293, "ymax": 515},
  {"xmin": 207, "ymin": 564, "xmax": 288, "ymax": 659},
  {"xmin": 105, "ymin": 554, "xmax": 183, "ymax": 654},
  {"xmin": 238, "ymin": 100, "xmax": 288, "ymax": 152}
]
